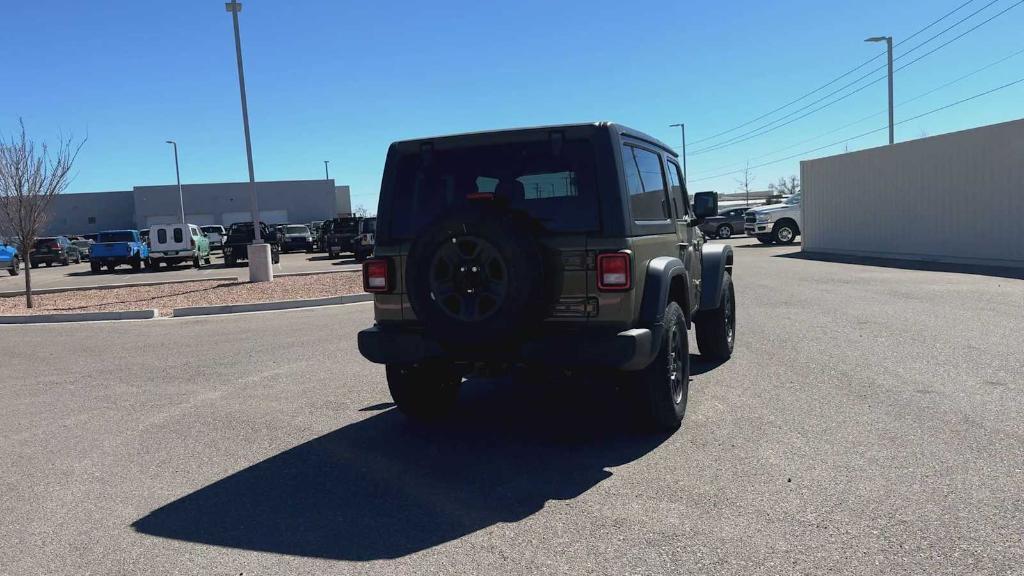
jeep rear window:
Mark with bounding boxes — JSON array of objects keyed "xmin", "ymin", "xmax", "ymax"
[
  {"xmin": 387, "ymin": 139, "xmax": 598, "ymax": 239},
  {"xmin": 98, "ymin": 232, "xmax": 135, "ymax": 243}
]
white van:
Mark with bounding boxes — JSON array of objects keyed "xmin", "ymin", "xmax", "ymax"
[{"xmin": 149, "ymin": 224, "xmax": 212, "ymax": 269}]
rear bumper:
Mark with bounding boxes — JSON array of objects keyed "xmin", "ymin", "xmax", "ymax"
[
  {"xmin": 357, "ymin": 325, "xmax": 658, "ymax": 371},
  {"xmin": 151, "ymin": 250, "xmax": 195, "ymax": 261},
  {"xmin": 30, "ymin": 253, "xmax": 66, "ymax": 264}
]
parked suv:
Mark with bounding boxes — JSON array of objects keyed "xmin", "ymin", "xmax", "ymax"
[
  {"xmin": 223, "ymin": 222, "xmax": 281, "ymax": 267},
  {"xmin": 149, "ymin": 224, "xmax": 212, "ymax": 269},
  {"xmin": 30, "ymin": 236, "xmax": 81, "ymax": 267},
  {"xmin": 201, "ymin": 225, "xmax": 227, "ymax": 251},
  {"xmin": 357, "ymin": 123, "xmax": 736, "ymax": 431},
  {"xmin": 744, "ymin": 193, "xmax": 801, "ymax": 244},
  {"xmin": 280, "ymin": 224, "xmax": 314, "ymax": 253}
]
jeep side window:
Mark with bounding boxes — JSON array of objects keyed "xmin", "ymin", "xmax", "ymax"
[
  {"xmin": 622, "ymin": 144, "xmax": 669, "ymax": 221},
  {"xmin": 665, "ymin": 159, "xmax": 689, "ymax": 219}
]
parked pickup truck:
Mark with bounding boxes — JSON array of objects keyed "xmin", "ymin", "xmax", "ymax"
[
  {"xmin": 223, "ymin": 222, "xmax": 281, "ymax": 267},
  {"xmin": 90, "ymin": 229, "xmax": 150, "ymax": 272},
  {"xmin": 744, "ymin": 193, "xmax": 802, "ymax": 245}
]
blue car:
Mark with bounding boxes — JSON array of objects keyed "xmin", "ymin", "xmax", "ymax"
[
  {"xmin": 89, "ymin": 230, "xmax": 150, "ymax": 273},
  {"xmin": 0, "ymin": 239, "xmax": 20, "ymax": 276}
]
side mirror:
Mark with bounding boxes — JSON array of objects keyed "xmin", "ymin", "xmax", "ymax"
[{"xmin": 692, "ymin": 192, "xmax": 718, "ymax": 221}]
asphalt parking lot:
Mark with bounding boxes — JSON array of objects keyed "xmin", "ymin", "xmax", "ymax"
[
  {"xmin": 0, "ymin": 251, "xmax": 361, "ymax": 292},
  {"xmin": 1, "ymin": 238, "xmax": 1021, "ymax": 575}
]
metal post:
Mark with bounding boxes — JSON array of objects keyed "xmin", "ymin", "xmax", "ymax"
[
  {"xmin": 669, "ymin": 123, "xmax": 687, "ymax": 186},
  {"xmin": 886, "ymin": 36, "xmax": 894, "ymax": 145},
  {"xmin": 226, "ymin": 1, "xmax": 261, "ymax": 242},
  {"xmin": 324, "ymin": 160, "xmax": 330, "ymax": 180},
  {"xmin": 166, "ymin": 140, "xmax": 185, "ymax": 224},
  {"xmin": 865, "ymin": 36, "xmax": 895, "ymax": 145}
]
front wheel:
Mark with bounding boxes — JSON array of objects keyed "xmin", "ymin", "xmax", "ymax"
[
  {"xmin": 631, "ymin": 301, "xmax": 689, "ymax": 432},
  {"xmin": 772, "ymin": 221, "xmax": 798, "ymax": 245},
  {"xmin": 716, "ymin": 224, "xmax": 733, "ymax": 239},
  {"xmin": 695, "ymin": 271, "xmax": 736, "ymax": 361},
  {"xmin": 386, "ymin": 362, "xmax": 462, "ymax": 421},
  {"xmin": 130, "ymin": 258, "xmax": 142, "ymax": 272},
  {"xmin": 756, "ymin": 235, "xmax": 773, "ymax": 245}
]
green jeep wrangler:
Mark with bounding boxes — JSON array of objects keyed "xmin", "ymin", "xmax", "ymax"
[{"xmin": 357, "ymin": 123, "xmax": 735, "ymax": 430}]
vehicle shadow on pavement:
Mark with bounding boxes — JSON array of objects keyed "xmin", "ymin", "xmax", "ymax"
[
  {"xmin": 734, "ymin": 241, "xmax": 802, "ymax": 249},
  {"xmin": 776, "ymin": 251, "xmax": 1024, "ymax": 280},
  {"xmin": 131, "ymin": 377, "xmax": 671, "ymax": 560}
]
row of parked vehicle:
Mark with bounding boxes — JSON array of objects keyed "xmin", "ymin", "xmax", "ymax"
[{"xmin": 697, "ymin": 193, "xmax": 802, "ymax": 245}]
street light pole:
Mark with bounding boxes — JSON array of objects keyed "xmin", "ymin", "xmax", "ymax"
[
  {"xmin": 866, "ymin": 36, "xmax": 895, "ymax": 144},
  {"xmin": 669, "ymin": 123, "xmax": 687, "ymax": 186},
  {"xmin": 324, "ymin": 160, "xmax": 330, "ymax": 181},
  {"xmin": 165, "ymin": 140, "xmax": 185, "ymax": 224},
  {"xmin": 225, "ymin": 0, "xmax": 261, "ymax": 242}
]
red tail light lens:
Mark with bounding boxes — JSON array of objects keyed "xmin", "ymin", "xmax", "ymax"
[
  {"xmin": 363, "ymin": 259, "xmax": 390, "ymax": 293},
  {"xmin": 597, "ymin": 252, "xmax": 631, "ymax": 291}
]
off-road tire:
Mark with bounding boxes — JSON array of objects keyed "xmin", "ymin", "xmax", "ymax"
[
  {"xmin": 90, "ymin": 261, "xmax": 101, "ymax": 273},
  {"xmin": 635, "ymin": 301, "xmax": 690, "ymax": 432},
  {"xmin": 716, "ymin": 224, "xmax": 733, "ymax": 239},
  {"xmin": 131, "ymin": 257, "xmax": 142, "ymax": 272},
  {"xmin": 386, "ymin": 362, "xmax": 461, "ymax": 421},
  {"xmin": 405, "ymin": 205, "xmax": 552, "ymax": 349},
  {"xmin": 756, "ymin": 235, "xmax": 773, "ymax": 245},
  {"xmin": 8, "ymin": 257, "xmax": 19, "ymax": 276},
  {"xmin": 695, "ymin": 271, "xmax": 735, "ymax": 361},
  {"xmin": 772, "ymin": 220, "xmax": 798, "ymax": 245}
]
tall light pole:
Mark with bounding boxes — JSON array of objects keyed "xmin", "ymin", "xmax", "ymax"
[
  {"xmin": 865, "ymin": 36, "xmax": 894, "ymax": 145},
  {"xmin": 669, "ymin": 123, "xmax": 687, "ymax": 186},
  {"xmin": 225, "ymin": 0, "xmax": 261, "ymax": 242},
  {"xmin": 324, "ymin": 160, "xmax": 330, "ymax": 180},
  {"xmin": 165, "ymin": 140, "xmax": 185, "ymax": 224}
]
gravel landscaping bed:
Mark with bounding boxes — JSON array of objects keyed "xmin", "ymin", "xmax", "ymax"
[{"xmin": 0, "ymin": 271, "xmax": 365, "ymax": 317}]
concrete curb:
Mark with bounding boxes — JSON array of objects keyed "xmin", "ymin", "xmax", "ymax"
[
  {"xmin": 171, "ymin": 292, "xmax": 372, "ymax": 317},
  {"xmin": 275, "ymin": 268, "xmax": 360, "ymax": 278},
  {"xmin": 0, "ymin": 309, "xmax": 158, "ymax": 325},
  {"xmin": 0, "ymin": 276, "xmax": 239, "ymax": 298}
]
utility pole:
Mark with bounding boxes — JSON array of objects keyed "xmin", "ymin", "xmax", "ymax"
[
  {"xmin": 225, "ymin": 0, "xmax": 261, "ymax": 242},
  {"xmin": 669, "ymin": 123, "xmax": 687, "ymax": 186},
  {"xmin": 165, "ymin": 140, "xmax": 185, "ymax": 224},
  {"xmin": 865, "ymin": 36, "xmax": 894, "ymax": 144},
  {"xmin": 324, "ymin": 160, "xmax": 330, "ymax": 180}
]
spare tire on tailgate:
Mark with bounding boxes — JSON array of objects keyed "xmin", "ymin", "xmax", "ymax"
[{"xmin": 406, "ymin": 204, "xmax": 553, "ymax": 350}]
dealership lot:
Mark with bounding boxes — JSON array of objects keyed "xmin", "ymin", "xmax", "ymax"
[
  {"xmin": 1, "ymin": 238, "xmax": 1021, "ymax": 575},
  {"xmin": 0, "ymin": 251, "xmax": 360, "ymax": 292}
]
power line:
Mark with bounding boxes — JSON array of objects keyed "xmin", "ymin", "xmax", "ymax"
[
  {"xmin": 687, "ymin": 0, "xmax": 1020, "ymax": 157},
  {"xmin": 684, "ymin": 0, "xmax": 981, "ymax": 147},
  {"xmin": 690, "ymin": 44, "xmax": 1024, "ymax": 177},
  {"xmin": 688, "ymin": 75, "xmax": 1024, "ymax": 183}
]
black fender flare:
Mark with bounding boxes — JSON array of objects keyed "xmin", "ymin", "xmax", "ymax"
[
  {"xmin": 699, "ymin": 243, "xmax": 734, "ymax": 311},
  {"xmin": 638, "ymin": 256, "xmax": 692, "ymax": 328}
]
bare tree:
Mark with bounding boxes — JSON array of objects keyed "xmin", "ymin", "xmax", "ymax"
[
  {"xmin": 352, "ymin": 204, "xmax": 369, "ymax": 218},
  {"xmin": 735, "ymin": 161, "xmax": 754, "ymax": 206},
  {"xmin": 768, "ymin": 175, "xmax": 800, "ymax": 196},
  {"xmin": 0, "ymin": 120, "xmax": 83, "ymax": 308}
]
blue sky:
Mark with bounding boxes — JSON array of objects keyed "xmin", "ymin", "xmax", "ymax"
[{"xmin": 2, "ymin": 0, "xmax": 1021, "ymax": 208}]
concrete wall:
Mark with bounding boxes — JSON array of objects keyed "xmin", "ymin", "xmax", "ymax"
[
  {"xmin": 133, "ymin": 179, "xmax": 346, "ymax": 227},
  {"xmin": 44, "ymin": 191, "xmax": 135, "ymax": 235},
  {"xmin": 801, "ymin": 118, "xmax": 1024, "ymax": 268}
]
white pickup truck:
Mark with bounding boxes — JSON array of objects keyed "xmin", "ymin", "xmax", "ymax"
[{"xmin": 744, "ymin": 193, "xmax": 801, "ymax": 245}]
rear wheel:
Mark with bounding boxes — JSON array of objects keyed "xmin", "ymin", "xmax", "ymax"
[
  {"xmin": 90, "ymin": 261, "xmax": 100, "ymax": 273},
  {"xmin": 193, "ymin": 254, "xmax": 202, "ymax": 269},
  {"xmin": 8, "ymin": 257, "xmax": 19, "ymax": 276},
  {"xmin": 386, "ymin": 362, "xmax": 461, "ymax": 421},
  {"xmin": 716, "ymin": 224, "xmax": 733, "ymax": 239},
  {"xmin": 631, "ymin": 301, "xmax": 689, "ymax": 432},
  {"xmin": 225, "ymin": 255, "xmax": 236, "ymax": 267},
  {"xmin": 695, "ymin": 272, "xmax": 736, "ymax": 361}
]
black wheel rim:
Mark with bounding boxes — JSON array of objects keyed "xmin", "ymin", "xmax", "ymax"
[
  {"xmin": 725, "ymin": 290, "xmax": 735, "ymax": 349},
  {"xmin": 429, "ymin": 235, "xmax": 508, "ymax": 322},
  {"xmin": 668, "ymin": 324, "xmax": 685, "ymax": 405}
]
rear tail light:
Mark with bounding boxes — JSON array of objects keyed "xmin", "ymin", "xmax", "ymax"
[
  {"xmin": 597, "ymin": 252, "xmax": 631, "ymax": 291},
  {"xmin": 363, "ymin": 258, "xmax": 390, "ymax": 293}
]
